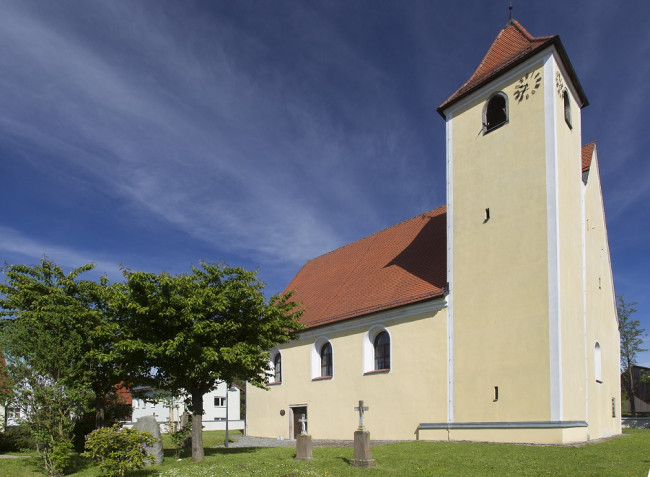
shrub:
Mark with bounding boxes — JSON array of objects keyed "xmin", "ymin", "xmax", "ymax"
[
  {"xmin": 0, "ymin": 424, "xmax": 35, "ymax": 452},
  {"xmin": 168, "ymin": 420, "xmax": 192, "ymax": 459},
  {"xmin": 82, "ymin": 425, "xmax": 156, "ymax": 477}
]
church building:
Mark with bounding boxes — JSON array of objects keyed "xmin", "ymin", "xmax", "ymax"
[{"xmin": 246, "ymin": 19, "xmax": 621, "ymax": 444}]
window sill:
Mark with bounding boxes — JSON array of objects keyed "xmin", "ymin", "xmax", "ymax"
[
  {"xmin": 312, "ymin": 376, "xmax": 332, "ymax": 381},
  {"xmin": 364, "ymin": 369, "xmax": 390, "ymax": 376},
  {"xmin": 268, "ymin": 381, "xmax": 282, "ymax": 386},
  {"xmin": 483, "ymin": 120, "xmax": 508, "ymax": 135}
]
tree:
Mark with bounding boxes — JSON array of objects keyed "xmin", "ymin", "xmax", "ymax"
[
  {"xmin": 0, "ymin": 260, "xmax": 134, "ymax": 431},
  {"xmin": 11, "ymin": 362, "xmax": 90, "ymax": 475},
  {"xmin": 0, "ymin": 259, "xmax": 135, "ymax": 472},
  {"xmin": 618, "ymin": 295, "xmax": 646, "ymax": 416},
  {"xmin": 0, "ymin": 353, "xmax": 12, "ymax": 430},
  {"xmin": 0, "ymin": 260, "xmax": 97, "ymax": 474},
  {"xmin": 77, "ymin": 276, "xmax": 133, "ymax": 429},
  {"xmin": 118, "ymin": 262, "xmax": 303, "ymax": 461}
]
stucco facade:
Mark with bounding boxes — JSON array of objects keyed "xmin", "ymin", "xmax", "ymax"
[
  {"xmin": 246, "ymin": 20, "xmax": 620, "ymax": 444},
  {"xmin": 247, "ymin": 301, "xmax": 447, "ymax": 440}
]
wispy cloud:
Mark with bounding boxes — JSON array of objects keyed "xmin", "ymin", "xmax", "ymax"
[
  {"xmin": 0, "ymin": 226, "xmax": 122, "ymax": 278},
  {"xmin": 0, "ymin": 1, "xmax": 435, "ymax": 268}
]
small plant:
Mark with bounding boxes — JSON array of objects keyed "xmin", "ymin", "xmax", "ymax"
[
  {"xmin": 82, "ymin": 425, "xmax": 156, "ymax": 477},
  {"xmin": 168, "ymin": 420, "xmax": 192, "ymax": 459}
]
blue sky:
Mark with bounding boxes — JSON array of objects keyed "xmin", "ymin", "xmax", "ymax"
[{"xmin": 1, "ymin": 1, "xmax": 648, "ymax": 363}]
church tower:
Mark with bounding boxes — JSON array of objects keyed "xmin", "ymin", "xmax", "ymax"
[{"xmin": 437, "ymin": 19, "xmax": 619, "ymax": 443}]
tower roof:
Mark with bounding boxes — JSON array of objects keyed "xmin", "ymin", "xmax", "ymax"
[{"xmin": 438, "ymin": 20, "xmax": 588, "ymax": 117}]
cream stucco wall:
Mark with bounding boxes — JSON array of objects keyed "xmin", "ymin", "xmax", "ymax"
[
  {"xmin": 443, "ymin": 50, "xmax": 620, "ymax": 442},
  {"xmin": 583, "ymin": 150, "xmax": 621, "ymax": 438},
  {"xmin": 554, "ymin": 64, "xmax": 587, "ymax": 424},
  {"xmin": 448, "ymin": 59, "xmax": 552, "ymax": 424},
  {"xmin": 246, "ymin": 301, "xmax": 447, "ymax": 440}
]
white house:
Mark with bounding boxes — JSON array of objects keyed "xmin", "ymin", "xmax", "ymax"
[{"xmin": 124, "ymin": 382, "xmax": 244, "ymax": 432}]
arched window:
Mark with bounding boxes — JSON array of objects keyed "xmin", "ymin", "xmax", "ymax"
[
  {"xmin": 363, "ymin": 326, "xmax": 392, "ymax": 374},
  {"xmin": 374, "ymin": 331, "xmax": 390, "ymax": 371},
  {"xmin": 483, "ymin": 92, "xmax": 508, "ymax": 133},
  {"xmin": 595, "ymin": 342, "xmax": 602, "ymax": 383},
  {"xmin": 563, "ymin": 90, "xmax": 572, "ymax": 129},
  {"xmin": 273, "ymin": 353, "xmax": 282, "ymax": 383},
  {"xmin": 320, "ymin": 342, "xmax": 333, "ymax": 377}
]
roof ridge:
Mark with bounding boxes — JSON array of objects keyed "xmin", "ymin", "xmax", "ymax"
[
  {"xmin": 302, "ymin": 204, "xmax": 447, "ymax": 265},
  {"xmin": 510, "ymin": 19, "xmax": 554, "ymax": 43}
]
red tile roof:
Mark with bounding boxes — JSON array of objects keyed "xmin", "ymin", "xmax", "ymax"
[
  {"xmin": 582, "ymin": 141, "xmax": 596, "ymax": 172},
  {"xmin": 286, "ymin": 206, "xmax": 447, "ymax": 329},
  {"xmin": 438, "ymin": 20, "xmax": 587, "ymax": 116},
  {"xmin": 115, "ymin": 383, "xmax": 133, "ymax": 405}
]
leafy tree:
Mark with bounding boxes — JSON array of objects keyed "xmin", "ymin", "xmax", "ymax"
[
  {"xmin": 11, "ymin": 362, "xmax": 89, "ymax": 475},
  {"xmin": 77, "ymin": 276, "xmax": 134, "ymax": 429},
  {"xmin": 118, "ymin": 262, "xmax": 303, "ymax": 461},
  {"xmin": 0, "ymin": 260, "xmax": 97, "ymax": 474},
  {"xmin": 0, "ymin": 259, "xmax": 138, "ymax": 472},
  {"xmin": 0, "ymin": 260, "xmax": 133, "ymax": 431},
  {"xmin": 618, "ymin": 295, "xmax": 646, "ymax": 416}
]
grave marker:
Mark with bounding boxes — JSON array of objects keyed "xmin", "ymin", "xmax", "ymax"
[{"xmin": 350, "ymin": 400, "xmax": 376, "ymax": 467}]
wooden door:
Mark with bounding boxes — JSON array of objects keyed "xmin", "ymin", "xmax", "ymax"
[{"xmin": 292, "ymin": 406, "xmax": 307, "ymax": 437}]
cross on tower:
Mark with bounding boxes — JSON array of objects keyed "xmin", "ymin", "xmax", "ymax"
[
  {"xmin": 354, "ymin": 400, "xmax": 369, "ymax": 429},
  {"xmin": 298, "ymin": 414, "xmax": 308, "ymax": 435}
]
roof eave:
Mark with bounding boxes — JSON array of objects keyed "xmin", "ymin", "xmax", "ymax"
[
  {"xmin": 437, "ymin": 37, "xmax": 588, "ymax": 120},
  {"xmin": 302, "ymin": 292, "xmax": 446, "ymax": 331}
]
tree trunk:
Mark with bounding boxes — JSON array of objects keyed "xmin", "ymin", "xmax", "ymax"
[
  {"xmin": 627, "ymin": 367, "xmax": 636, "ymax": 417},
  {"xmin": 95, "ymin": 397, "xmax": 105, "ymax": 429},
  {"xmin": 190, "ymin": 389, "xmax": 204, "ymax": 462}
]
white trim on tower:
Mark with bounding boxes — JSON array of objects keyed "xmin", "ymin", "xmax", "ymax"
[
  {"xmin": 544, "ymin": 54, "xmax": 563, "ymax": 422},
  {"xmin": 445, "ymin": 112, "xmax": 454, "ymax": 424}
]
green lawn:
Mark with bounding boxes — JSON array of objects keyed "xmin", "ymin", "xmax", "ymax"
[{"xmin": 1, "ymin": 429, "xmax": 649, "ymax": 476}]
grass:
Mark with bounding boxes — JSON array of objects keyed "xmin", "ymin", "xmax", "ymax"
[{"xmin": 1, "ymin": 429, "xmax": 649, "ymax": 476}]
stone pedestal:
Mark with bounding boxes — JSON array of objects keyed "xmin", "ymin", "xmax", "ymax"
[
  {"xmin": 350, "ymin": 429, "xmax": 376, "ymax": 467},
  {"xmin": 295, "ymin": 434, "xmax": 313, "ymax": 461},
  {"xmin": 134, "ymin": 415, "xmax": 164, "ymax": 465}
]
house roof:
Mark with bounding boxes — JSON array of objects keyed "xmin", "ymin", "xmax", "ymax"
[
  {"xmin": 582, "ymin": 141, "xmax": 596, "ymax": 172},
  {"xmin": 437, "ymin": 19, "xmax": 588, "ymax": 117},
  {"xmin": 286, "ymin": 206, "xmax": 447, "ymax": 329}
]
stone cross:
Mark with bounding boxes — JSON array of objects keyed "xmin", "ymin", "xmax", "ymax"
[
  {"xmin": 299, "ymin": 415, "xmax": 308, "ymax": 435},
  {"xmin": 354, "ymin": 400, "xmax": 369, "ymax": 429}
]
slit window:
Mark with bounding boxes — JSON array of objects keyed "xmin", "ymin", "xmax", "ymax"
[
  {"xmin": 484, "ymin": 93, "xmax": 508, "ymax": 133},
  {"xmin": 595, "ymin": 342, "xmax": 602, "ymax": 383}
]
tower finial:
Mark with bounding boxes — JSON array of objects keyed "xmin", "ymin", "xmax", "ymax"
[{"xmin": 508, "ymin": 2, "xmax": 514, "ymax": 24}]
